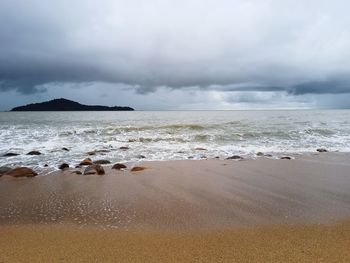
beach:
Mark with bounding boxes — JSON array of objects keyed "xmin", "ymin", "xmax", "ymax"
[
  {"xmin": 2, "ymin": 0, "xmax": 350, "ymax": 261},
  {"xmin": 1, "ymin": 153, "xmax": 350, "ymax": 262}
]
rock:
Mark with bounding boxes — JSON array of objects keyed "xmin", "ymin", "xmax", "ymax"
[
  {"xmin": 112, "ymin": 163, "xmax": 127, "ymax": 170},
  {"xmin": 75, "ymin": 165, "xmax": 81, "ymax": 168},
  {"xmin": 80, "ymin": 158, "xmax": 93, "ymax": 166},
  {"xmin": 200, "ymin": 155, "xmax": 207, "ymax": 159},
  {"xmin": 280, "ymin": 156, "xmax": 292, "ymax": 160},
  {"xmin": 84, "ymin": 170, "xmax": 96, "ymax": 175},
  {"xmin": 27, "ymin": 151, "xmax": 41, "ymax": 155},
  {"xmin": 188, "ymin": 156, "xmax": 194, "ymax": 159},
  {"xmin": 62, "ymin": 147, "xmax": 69, "ymax": 151},
  {"xmin": 4, "ymin": 167, "xmax": 37, "ymax": 178},
  {"xmin": 59, "ymin": 163, "xmax": 69, "ymax": 170},
  {"xmin": 120, "ymin": 146, "xmax": 129, "ymax": 150},
  {"xmin": 131, "ymin": 166, "xmax": 146, "ymax": 172},
  {"xmin": 93, "ymin": 160, "xmax": 111, "ymax": 165},
  {"xmin": 136, "ymin": 155, "xmax": 146, "ymax": 159},
  {"xmin": 128, "ymin": 139, "xmax": 137, "ymax": 142},
  {"xmin": 3, "ymin": 153, "xmax": 20, "ymax": 157},
  {"xmin": 195, "ymin": 147, "xmax": 207, "ymax": 151},
  {"xmin": 226, "ymin": 155, "xmax": 242, "ymax": 160},
  {"xmin": 264, "ymin": 154, "xmax": 273, "ymax": 157},
  {"xmin": 0, "ymin": 166, "xmax": 11, "ymax": 176},
  {"xmin": 44, "ymin": 164, "xmax": 49, "ymax": 167},
  {"xmin": 84, "ymin": 164, "xmax": 105, "ymax": 175},
  {"xmin": 256, "ymin": 152, "xmax": 264, "ymax": 156},
  {"xmin": 71, "ymin": 171, "xmax": 82, "ymax": 175},
  {"xmin": 86, "ymin": 150, "xmax": 110, "ymax": 155},
  {"xmin": 215, "ymin": 156, "xmax": 220, "ymax": 159},
  {"xmin": 317, "ymin": 148, "xmax": 328, "ymax": 153}
]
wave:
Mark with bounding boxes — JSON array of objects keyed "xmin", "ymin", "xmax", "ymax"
[{"xmin": 303, "ymin": 128, "xmax": 336, "ymax": 136}]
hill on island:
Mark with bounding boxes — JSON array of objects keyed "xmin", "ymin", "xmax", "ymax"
[{"xmin": 10, "ymin": 98, "xmax": 134, "ymax": 111}]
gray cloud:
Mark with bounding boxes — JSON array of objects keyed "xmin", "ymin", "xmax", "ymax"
[
  {"xmin": 288, "ymin": 79, "xmax": 350, "ymax": 95},
  {"xmin": 1, "ymin": 0, "xmax": 350, "ymax": 105}
]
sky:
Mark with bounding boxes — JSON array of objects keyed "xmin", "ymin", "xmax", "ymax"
[{"xmin": 1, "ymin": 0, "xmax": 350, "ymax": 110}]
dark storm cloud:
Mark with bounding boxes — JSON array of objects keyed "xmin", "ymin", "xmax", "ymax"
[
  {"xmin": 288, "ymin": 79, "xmax": 350, "ymax": 95},
  {"xmin": 1, "ymin": 0, "xmax": 350, "ymax": 99}
]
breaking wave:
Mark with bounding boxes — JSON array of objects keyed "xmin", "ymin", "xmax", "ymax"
[{"xmin": 1, "ymin": 110, "xmax": 350, "ymax": 173}]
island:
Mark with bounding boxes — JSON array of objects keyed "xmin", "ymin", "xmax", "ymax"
[{"xmin": 10, "ymin": 98, "xmax": 134, "ymax": 111}]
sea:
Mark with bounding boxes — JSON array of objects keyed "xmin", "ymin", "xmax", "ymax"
[{"xmin": 1, "ymin": 110, "xmax": 350, "ymax": 173}]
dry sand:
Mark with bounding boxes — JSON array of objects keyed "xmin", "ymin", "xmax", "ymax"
[
  {"xmin": 1, "ymin": 222, "xmax": 350, "ymax": 263},
  {"xmin": 1, "ymin": 153, "xmax": 350, "ymax": 262}
]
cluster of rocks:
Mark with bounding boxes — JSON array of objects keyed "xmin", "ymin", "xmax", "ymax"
[
  {"xmin": 2, "ymin": 148, "xmax": 71, "ymax": 157},
  {"xmin": 0, "ymin": 147, "xmax": 331, "ymax": 179},
  {"xmin": 254, "ymin": 148, "xmax": 329, "ymax": 160},
  {"xmin": 57, "ymin": 157, "xmax": 146, "ymax": 176}
]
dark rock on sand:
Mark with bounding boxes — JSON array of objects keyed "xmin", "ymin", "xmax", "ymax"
[
  {"xmin": 128, "ymin": 139, "xmax": 137, "ymax": 142},
  {"xmin": 86, "ymin": 150, "xmax": 110, "ymax": 155},
  {"xmin": 136, "ymin": 155, "xmax": 146, "ymax": 159},
  {"xmin": 84, "ymin": 164, "xmax": 105, "ymax": 175},
  {"xmin": 3, "ymin": 153, "xmax": 20, "ymax": 157},
  {"xmin": 120, "ymin": 146, "xmax": 129, "ymax": 150},
  {"xmin": 0, "ymin": 166, "xmax": 12, "ymax": 176},
  {"xmin": 4, "ymin": 167, "xmax": 38, "ymax": 178},
  {"xmin": 112, "ymin": 163, "xmax": 127, "ymax": 170},
  {"xmin": 93, "ymin": 160, "xmax": 111, "ymax": 165},
  {"xmin": 131, "ymin": 166, "xmax": 146, "ymax": 172},
  {"xmin": 80, "ymin": 158, "xmax": 93, "ymax": 166},
  {"xmin": 27, "ymin": 151, "xmax": 41, "ymax": 155},
  {"xmin": 317, "ymin": 148, "xmax": 328, "ymax": 153},
  {"xmin": 226, "ymin": 155, "xmax": 242, "ymax": 160},
  {"xmin": 280, "ymin": 156, "xmax": 292, "ymax": 160},
  {"xmin": 256, "ymin": 152, "xmax": 264, "ymax": 156},
  {"xmin": 44, "ymin": 164, "xmax": 49, "ymax": 167},
  {"xmin": 62, "ymin": 147, "xmax": 69, "ymax": 151},
  {"xmin": 59, "ymin": 163, "xmax": 69, "ymax": 170}
]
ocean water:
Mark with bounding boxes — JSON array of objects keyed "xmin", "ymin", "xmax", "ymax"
[{"xmin": 0, "ymin": 110, "xmax": 350, "ymax": 172}]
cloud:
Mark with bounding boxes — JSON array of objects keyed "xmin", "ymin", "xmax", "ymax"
[
  {"xmin": 0, "ymin": 0, "xmax": 350, "ymax": 102},
  {"xmin": 287, "ymin": 79, "xmax": 350, "ymax": 95}
]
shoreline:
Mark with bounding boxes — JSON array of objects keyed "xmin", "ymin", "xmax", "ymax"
[
  {"xmin": 1, "ymin": 153, "xmax": 350, "ymax": 229},
  {"xmin": 1, "ymin": 153, "xmax": 350, "ymax": 261},
  {"xmin": 1, "ymin": 149, "xmax": 344, "ymax": 177}
]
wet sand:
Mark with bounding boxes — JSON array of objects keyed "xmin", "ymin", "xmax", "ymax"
[{"xmin": 1, "ymin": 153, "xmax": 350, "ymax": 261}]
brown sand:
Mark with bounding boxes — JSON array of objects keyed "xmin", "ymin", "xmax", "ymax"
[
  {"xmin": 1, "ymin": 153, "xmax": 350, "ymax": 261},
  {"xmin": 1, "ymin": 222, "xmax": 350, "ymax": 262}
]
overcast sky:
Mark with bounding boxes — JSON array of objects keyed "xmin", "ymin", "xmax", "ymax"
[{"xmin": 1, "ymin": 0, "xmax": 350, "ymax": 110}]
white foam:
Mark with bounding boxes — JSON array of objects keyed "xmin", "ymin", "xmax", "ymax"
[{"xmin": 1, "ymin": 110, "xmax": 350, "ymax": 172}]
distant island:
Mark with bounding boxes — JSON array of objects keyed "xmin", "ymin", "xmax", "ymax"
[{"xmin": 10, "ymin": 98, "xmax": 134, "ymax": 111}]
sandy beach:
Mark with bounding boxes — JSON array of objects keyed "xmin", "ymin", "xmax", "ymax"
[{"xmin": 1, "ymin": 153, "xmax": 350, "ymax": 262}]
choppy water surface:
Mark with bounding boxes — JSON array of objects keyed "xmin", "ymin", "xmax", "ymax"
[{"xmin": 0, "ymin": 110, "xmax": 349, "ymax": 172}]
